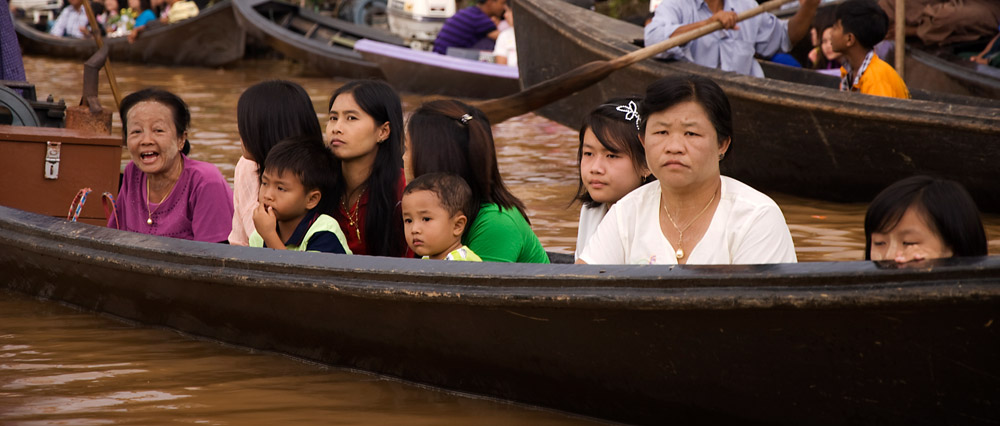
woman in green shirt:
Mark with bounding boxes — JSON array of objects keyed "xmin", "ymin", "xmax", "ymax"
[{"xmin": 405, "ymin": 100, "xmax": 549, "ymax": 263}]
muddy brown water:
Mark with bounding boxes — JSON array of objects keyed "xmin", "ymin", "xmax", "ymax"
[{"xmin": 3, "ymin": 55, "xmax": 998, "ymax": 424}]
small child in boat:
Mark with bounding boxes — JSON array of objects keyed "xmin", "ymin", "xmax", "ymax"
[
  {"xmin": 250, "ymin": 136, "xmax": 351, "ymax": 254},
  {"xmin": 829, "ymin": 0, "xmax": 909, "ymax": 99},
  {"xmin": 401, "ymin": 173, "xmax": 482, "ymax": 262},
  {"xmin": 865, "ymin": 175, "xmax": 987, "ymax": 263}
]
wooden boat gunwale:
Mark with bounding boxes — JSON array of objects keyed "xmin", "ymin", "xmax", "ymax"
[
  {"xmin": 232, "ymin": 0, "xmax": 404, "ymax": 78},
  {"xmin": 2, "ymin": 204, "xmax": 997, "ymax": 306}
]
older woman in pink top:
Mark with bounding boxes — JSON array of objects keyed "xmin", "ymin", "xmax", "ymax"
[{"xmin": 108, "ymin": 88, "xmax": 233, "ymax": 243}]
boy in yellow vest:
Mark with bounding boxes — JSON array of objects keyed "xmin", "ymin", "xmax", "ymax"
[
  {"xmin": 251, "ymin": 136, "xmax": 351, "ymax": 254},
  {"xmin": 830, "ymin": 0, "xmax": 910, "ymax": 99}
]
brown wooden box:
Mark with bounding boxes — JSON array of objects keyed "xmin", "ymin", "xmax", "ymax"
[{"xmin": 0, "ymin": 125, "xmax": 121, "ymax": 226}]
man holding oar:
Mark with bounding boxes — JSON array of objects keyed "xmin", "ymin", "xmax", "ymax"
[{"xmin": 646, "ymin": 0, "xmax": 820, "ymax": 77}]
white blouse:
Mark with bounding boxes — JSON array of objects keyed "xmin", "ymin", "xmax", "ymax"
[
  {"xmin": 574, "ymin": 203, "xmax": 609, "ymax": 261},
  {"xmin": 579, "ymin": 176, "xmax": 797, "ymax": 265}
]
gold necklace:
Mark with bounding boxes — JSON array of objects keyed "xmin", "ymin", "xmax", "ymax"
[
  {"xmin": 145, "ymin": 177, "xmax": 174, "ymax": 225},
  {"xmin": 662, "ymin": 188, "xmax": 717, "ymax": 260},
  {"xmin": 341, "ymin": 185, "xmax": 366, "ymax": 240}
]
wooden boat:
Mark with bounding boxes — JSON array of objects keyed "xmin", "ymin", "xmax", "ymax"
[
  {"xmin": 355, "ymin": 39, "xmax": 520, "ymax": 99},
  {"xmin": 1, "ymin": 203, "xmax": 998, "ymax": 425},
  {"xmin": 902, "ymin": 46, "xmax": 1000, "ymax": 99},
  {"xmin": 513, "ymin": 0, "xmax": 1000, "ymax": 212},
  {"xmin": 233, "ymin": 0, "xmax": 405, "ymax": 79},
  {"xmin": 14, "ymin": 0, "xmax": 245, "ymax": 68}
]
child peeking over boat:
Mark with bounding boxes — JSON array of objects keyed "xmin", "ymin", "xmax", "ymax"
[
  {"xmin": 250, "ymin": 136, "xmax": 351, "ymax": 254},
  {"xmin": 401, "ymin": 173, "xmax": 482, "ymax": 262},
  {"xmin": 829, "ymin": 0, "xmax": 909, "ymax": 99}
]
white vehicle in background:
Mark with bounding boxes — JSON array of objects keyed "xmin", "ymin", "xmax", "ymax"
[
  {"xmin": 11, "ymin": 0, "xmax": 62, "ymax": 23},
  {"xmin": 386, "ymin": 0, "xmax": 454, "ymax": 51}
]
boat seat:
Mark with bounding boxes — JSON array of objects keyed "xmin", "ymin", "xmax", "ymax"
[{"xmin": 305, "ymin": 23, "xmax": 319, "ymax": 39}]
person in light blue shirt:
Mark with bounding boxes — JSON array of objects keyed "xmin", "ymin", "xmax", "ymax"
[{"xmin": 645, "ymin": 0, "xmax": 819, "ymax": 77}]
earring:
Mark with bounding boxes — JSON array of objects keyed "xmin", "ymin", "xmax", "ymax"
[{"xmin": 719, "ymin": 153, "xmax": 725, "ymax": 160}]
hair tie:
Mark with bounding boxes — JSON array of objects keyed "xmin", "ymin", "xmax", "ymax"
[
  {"xmin": 459, "ymin": 113, "xmax": 473, "ymax": 125},
  {"xmin": 616, "ymin": 100, "xmax": 641, "ymax": 130}
]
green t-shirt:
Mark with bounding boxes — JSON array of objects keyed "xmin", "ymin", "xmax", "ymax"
[{"xmin": 463, "ymin": 203, "xmax": 549, "ymax": 263}]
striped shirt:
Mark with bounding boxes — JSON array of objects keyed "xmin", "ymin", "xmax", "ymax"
[{"xmin": 432, "ymin": 6, "xmax": 496, "ymax": 55}]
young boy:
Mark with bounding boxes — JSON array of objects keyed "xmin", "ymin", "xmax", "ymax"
[
  {"xmin": 401, "ymin": 173, "xmax": 482, "ymax": 262},
  {"xmin": 250, "ymin": 137, "xmax": 351, "ymax": 254},
  {"xmin": 830, "ymin": 0, "xmax": 909, "ymax": 99}
]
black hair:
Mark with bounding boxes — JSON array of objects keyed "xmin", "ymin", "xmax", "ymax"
[
  {"xmin": 575, "ymin": 96, "xmax": 653, "ymax": 207},
  {"xmin": 864, "ymin": 175, "xmax": 987, "ymax": 260},
  {"xmin": 834, "ymin": 0, "xmax": 888, "ymax": 50},
  {"xmin": 407, "ymin": 99, "xmax": 529, "ymax": 227},
  {"xmin": 261, "ymin": 135, "xmax": 338, "ymax": 215},
  {"xmin": 237, "ymin": 80, "xmax": 323, "ymax": 178},
  {"xmin": 328, "ymin": 80, "xmax": 406, "ymax": 257},
  {"xmin": 120, "ymin": 87, "xmax": 192, "ymax": 155},
  {"xmin": 638, "ymin": 75, "xmax": 733, "ymax": 156},
  {"xmin": 404, "ymin": 173, "xmax": 474, "ymax": 218},
  {"xmin": 138, "ymin": 0, "xmax": 152, "ymax": 11}
]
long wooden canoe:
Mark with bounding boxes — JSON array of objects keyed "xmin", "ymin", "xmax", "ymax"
[
  {"xmin": 354, "ymin": 39, "xmax": 520, "ymax": 99},
  {"xmin": 1, "ymin": 205, "xmax": 997, "ymax": 425},
  {"xmin": 513, "ymin": 0, "xmax": 1000, "ymax": 212},
  {"xmin": 14, "ymin": 0, "xmax": 245, "ymax": 68},
  {"xmin": 233, "ymin": 0, "xmax": 405, "ymax": 79}
]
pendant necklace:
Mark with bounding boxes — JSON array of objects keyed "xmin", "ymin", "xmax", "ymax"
[
  {"xmin": 146, "ymin": 177, "xmax": 174, "ymax": 226},
  {"xmin": 342, "ymin": 185, "xmax": 366, "ymax": 240},
  {"xmin": 662, "ymin": 188, "xmax": 717, "ymax": 260}
]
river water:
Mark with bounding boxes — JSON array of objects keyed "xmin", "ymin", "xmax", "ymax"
[{"xmin": 3, "ymin": 55, "xmax": 999, "ymax": 424}]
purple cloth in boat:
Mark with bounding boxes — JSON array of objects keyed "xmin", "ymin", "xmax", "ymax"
[
  {"xmin": 108, "ymin": 155, "xmax": 234, "ymax": 243},
  {"xmin": 1, "ymin": 0, "xmax": 27, "ymax": 82},
  {"xmin": 433, "ymin": 6, "xmax": 496, "ymax": 55},
  {"xmin": 354, "ymin": 39, "xmax": 518, "ymax": 79}
]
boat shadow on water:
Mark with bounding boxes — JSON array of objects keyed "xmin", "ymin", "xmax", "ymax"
[{"xmin": 1, "ymin": 205, "xmax": 997, "ymax": 425}]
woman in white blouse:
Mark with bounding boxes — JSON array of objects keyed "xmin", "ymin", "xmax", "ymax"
[{"xmin": 577, "ymin": 75, "xmax": 796, "ymax": 265}]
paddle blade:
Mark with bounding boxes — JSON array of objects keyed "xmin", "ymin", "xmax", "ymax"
[{"xmin": 475, "ymin": 60, "xmax": 616, "ymax": 124}]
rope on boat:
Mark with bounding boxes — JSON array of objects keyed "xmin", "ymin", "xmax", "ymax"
[
  {"xmin": 67, "ymin": 188, "xmax": 92, "ymax": 222},
  {"xmin": 102, "ymin": 192, "xmax": 118, "ymax": 228}
]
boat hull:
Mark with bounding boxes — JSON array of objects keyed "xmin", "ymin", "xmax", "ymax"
[
  {"xmin": 1, "ymin": 206, "xmax": 998, "ymax": 425},
  {"xmin": 355, "ymin": 39, "xmax": 520, "ymax": 98},
  {"xmin": 513, "ymin": 0, "xmax": 1000, "ymax": 212},
  {"xmin": 14, "ymin": 1, "xmax": 245, "ymax": 68},
  {"xmin": 233, "ymin": 0, "xmax": 403, "ymax": 79}
]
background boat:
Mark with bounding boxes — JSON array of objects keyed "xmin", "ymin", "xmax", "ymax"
[
  {"xmin": 233, "ymin": 0, "xmax": 405, "ymax": 79},
  {"xmin": 513, "ymin": 0, "xmax": 1000, "ymax": 212},
  {"xmin": 14, "ymin": 0, "xmax": 245, "ymax": 68},
  {"xmin": 0, "ymin": 204, "xmax": 997, "ymax": 425},
  {"xmin": 355, "ymin": 39, "xmax": 520, "ymax": 99}
]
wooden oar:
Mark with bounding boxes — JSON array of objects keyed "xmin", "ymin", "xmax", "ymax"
[
  {"xmin": 474, "ymin": 0, "xmax": 797, "ymax": 124},
  {"xmin": 81, "ymin": 0, "xmax": 123, "ymax": 109}
]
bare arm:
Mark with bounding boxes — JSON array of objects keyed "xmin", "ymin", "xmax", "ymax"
[{"xmin": 786, "ymin": 0, "xmax": 820, "ymax": 45}]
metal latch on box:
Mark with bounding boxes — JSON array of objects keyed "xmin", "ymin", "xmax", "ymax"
[{"xmin": 44, "ymin": 141, "xmax": 60, "ymax": 179}]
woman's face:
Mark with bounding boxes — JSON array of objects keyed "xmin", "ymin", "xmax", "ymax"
[
  {"xmin": 105, "ymin": 0, "xmax": 118, "ymax": 11},
  {"xmin": 580, "ymin": 128, "xmax": 645, "ymax": 205},
  {"xmin": 326, "ymin": 93, "xmax": 388, "ymax": 164},
  {"xmin": 821, "ymin": 27, "xmax": 842, "ymax": 62},
  {"xmin": 127, "ymin": 0, "xmax": 138, "ymax": 9},
  {"xmin": 870, "ymin": 207, "xmax": 953, "ymax": 262},
  {"xmin": 641, "ymin": 101, "xmax": 728, "ymax": 191},
  {"xmin": 125, "ymin": 101, "xmax": 184, "ymax": 177}
]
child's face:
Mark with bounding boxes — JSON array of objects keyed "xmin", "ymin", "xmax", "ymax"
[
  {"xmin": 828, "ymin": 20, "xmax": 850, "ymax": 54},
  {"xmin": 821, "ymin": 27, "xmax": 842, "ymax": 62},
  {"xmin": 401, "ymin": 190, "xmax": 466, "ymax": 259},
  {"xmin": 258, "ymin": 169, "xmax": 320, "ymax": 223},
  {"xmin": 580, "ymin": 128, "xmax": 645, "ymax": 205},
  {"xmin": 869, "ymin": 206, "xmax": 952, "ymax": 262}
]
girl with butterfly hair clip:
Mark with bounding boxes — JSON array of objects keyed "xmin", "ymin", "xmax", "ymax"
[{"xmin": 573, "ymin": 96, "xmax": 654, "ymax": 261}]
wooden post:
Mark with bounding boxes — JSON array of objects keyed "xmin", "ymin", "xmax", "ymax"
[
  {"xmin": 894, "ymin": 0, "xmax": 905, "ymax": 80},
  {"xmin": 80, "ymin": 0, "xmax": 123, "ymax": 109}
]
